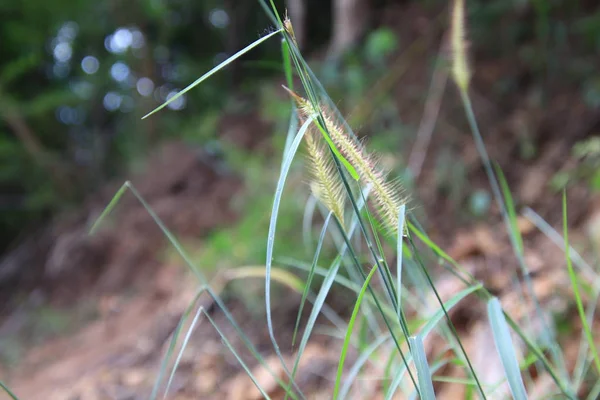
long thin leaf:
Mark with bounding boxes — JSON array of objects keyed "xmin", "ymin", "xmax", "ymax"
[
  {"xmin": 98, "ymin": 182, "xmax": 300, "ymax": 400},
  {"xmin": 0, "ymin": 381, "xmax": 19, "ymax": 400},
  {"xmin": 334, "ymin": 264, "xmax": 379, "ymax": 399},
  {"xmin": 397, "ymin": 204, "xmax": 406, "ymax": 318},
  {"xmin": 338, "ymin": 334, "xmax": 391, "ymax": 399},
  {"xmin": 150, "ymin": 287, "xmax": 207, "ymax": 400},
  {"xmin": 410, "ymin": 335, "xmax": 436, "ymax": 400},
  {"xmin": 143, "ymin": 29, "xmax": 282, "ymax": 119},
  {"xmin": 292, "ymin": 212, "xmax": 333, "ymax": 347},
  {"xmin": 487, "ymin": 298, "xmax": 528, "ymax": 400},
  {"xmin": 89, "ymin": 182, "xmax": 129, "ymax": 235},
  {"xmin": 563, "ymin": 191, "xmax": 600, "ymax": 376},
  {"xmin": 202, "ymin": 310, "xmax": 272, "ymax": 400},
  {"xmin": 265, "ymin": 116, "xmax": 314, "ymax": 394},
  {"xmin": 385, "ymin": 284, "xmax": 483, "ymax": 400},
  {"xmin": 163, "ymin": 305, "xmax": 206, "ymax": 398}
]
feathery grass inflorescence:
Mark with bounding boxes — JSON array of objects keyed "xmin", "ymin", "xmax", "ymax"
[
  {"xmin": 450, "ymin": 0, "xmax": 470, "ymax": 93},
  {"xmin": 304, "ymin": 128, "xmax": 346, "ymax": 225},
  {"xmin": 286, "ymin": 88, "xmax": 408, "ymax": 236}
]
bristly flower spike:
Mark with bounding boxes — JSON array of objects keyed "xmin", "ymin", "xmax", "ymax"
[
  {"xmin": 284, "ymin": 87, "xmax": 408, "ymax": 236},
  {"xmin": 451, "ymin": 0, "xmax": 471, "ymax": 92},
  {"xmin": 303, "ymin": 129, "xmax": 346, "ymax": 226}
]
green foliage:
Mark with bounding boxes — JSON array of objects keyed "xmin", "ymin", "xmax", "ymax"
[{"xmin": 0, "ymin": 0, "xmax": 283, "ymax": 250}]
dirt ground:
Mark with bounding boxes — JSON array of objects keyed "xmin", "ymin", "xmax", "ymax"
[{"xmin": 2, "ymin": 3, "xmax": 600, "ymax": 399}]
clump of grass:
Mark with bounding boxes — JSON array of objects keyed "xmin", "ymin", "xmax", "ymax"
[{"xmin": 52, "ymin": 1, "xmax": 599, "ymax": 400}]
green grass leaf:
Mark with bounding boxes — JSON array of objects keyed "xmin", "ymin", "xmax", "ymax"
[
  {"xmin": 410, "ymin": 335, "xmax": 437, "ymax": 400},
  {"xmin": 150, "ymin": 287, "xmax": 206, "ymax": 400},
  {"xmin": 0, "ymin": 380, "xmax": 19, "ymax": 400},
  {"xmin": 563, "ymin": 191, "xmax": 600, "ymax": 376},
  {"xmin": 142, "ymin": 28, "xmax": 282, "ymax": 119},
  {"xmin": 333, "ymin": 263, "xmax": 379, "ymax": 399},
  {"xmin": 163, "ymin": 301, "xmax": 206, "ymax": 398},
  {"xmin": 494, "ymin": 165, "xmax": 524, "ymax": 255},
  {"xmin": 397, "ymin": 204, "xmax": 406, "ymax": 318},
  {"xmin": 292, "ymin": 212, "xmax": 332, "ymax": 347},
  {"xmin": 265, "ymin": 116, "xmax": 314, "ymax": 396},
  {"xmin": 385, "ymin": 284, "xmax": 483, "ymax": 400},
  {"xmin": 487, "ymin": 297, "xmax": 528, "ymax": 400},
  {"xmin": 89, "ymin": 182, "xmax": 129, "ymax": 235}
]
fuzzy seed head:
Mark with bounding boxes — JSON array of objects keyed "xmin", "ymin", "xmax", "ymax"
[
  {"xmin": 288, "ymin": 90, "xmax": 408, "ymax": 236},
  {"xmin": 304, "ymin": 129, "xmax": 346, "ymax": 225},
  {"xmin": 451, "ymin": 0, "xmax": 470, "ymax": 92},
  {"xmin": 283, "ymin": 15, "xmax": 298, "ymax": 47}
]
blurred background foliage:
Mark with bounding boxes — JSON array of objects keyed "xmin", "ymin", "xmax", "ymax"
[{"xmin": 1, "ymin": 0, "xmax": 599, "ymax": 256}]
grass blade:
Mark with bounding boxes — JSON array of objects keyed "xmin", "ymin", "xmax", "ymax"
[
  {"xmin": 487, "ymin": 297, "xmax": 528, "ymax": 400},
  {"xmin": 202, "ymin": 310, "xmax": 272, "ymax": 400},
  {"xmin": 226, "ymin": 266, "xmax": 305, "ymax": 293},
  {"xmin": 150, "ymin": 287, "xmax": 206, "ymax": 400},
  {"xmin": 494, "ymin": 165, "xmax": 524, "ymax": 255},
  {"xmin": 292, "ymin": 212, "xmax": 333, "ymax": 347},
  {"xmin": 563, "ymin": 191, "xmax": 600, "ymax": 376},
  {"xmin": 397, "ymin": 204, "xmax": 406, "ymax": 318},
  {"xmin": 302, "ymin": 195, "xmax": 318, "ymax": 251},
  {"xmin": 97, "ymin": 183, "xmax": 300, "ymax": 399},
  {"xmin": 89, "ymin": 182, "xmax": 129, "ymax": 235},
  {"xmin": 409, "ymin": 335, "xmax": 436, "ymax": 400},
  {"xmin": 385, "ymin": 284, "xmax": 483, "ymax": 400},
  {"xmin": 142, "ymin": 29, "xmax": 282, "ymax": 119},
  {"xmin": 163, "ymin": 305, "xmax": 205, "ymax": 399},
  {"xmin": 338, "ymin": 334, "xmax": 390, "ymax": 399},
  {"xmin": 333, "ymin": 263, "xmax": 379, "ymax": 399},
  {"xmin": 265, "ymin": 116, "xmax": 314, "ymax": 394},
  {"xmin": 0, "ymin": 381, "xmax": 19, "ymax": 400},
  {"xmin": 282, "ymin": 39, "xmax": 294, "ymax": 92}
]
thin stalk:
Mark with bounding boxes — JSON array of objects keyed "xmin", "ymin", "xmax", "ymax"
[
  {"xmin": 408, "ymin": 235, "xmax": 488, "ymax": 400},
  {"xmin": 458, "ymin": 89, "xmax": 568, "ymax": 381},
  {"xmin": 563, "ymin": 191, "xmax": 600, "ymax": 376},
  {"xmin": 358, "ymin": 189, "xmax": 413, "ymax": 344},
  {"xmin": 335, "ymin": 218, "xmax": 420, "ymax": 395}
]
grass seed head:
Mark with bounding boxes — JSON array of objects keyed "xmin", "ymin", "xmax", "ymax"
[
  {"xmin": 451, "ymin": 0, "xmax": 471, "ymax": 92},
  {"xmin": 286, "ymin": 89, "xmax": 408, "ymax": 235}
]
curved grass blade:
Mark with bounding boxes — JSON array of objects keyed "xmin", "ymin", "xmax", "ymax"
[
  {"xmin": 283, "ymin": 109, "xmax": 299, "ymax": 161},
  {"xmin": 150, "ymin": 287, "xmax": 206, "ymax": 400},
  {"xmin": 409, "ymin": 335, "xmax": 436, "ymax": 400},
  {"xmin": 563, "ymin": 191, "xmax": 600, "ymax": 376},
  {"xmin": 459, "ymin": 91, "xmax": 567, "ymax": 380},
  {"xmin": 265, "ymin": 116, "xmax": 314, "ymax": 393},
  {"xmin": 409, "ymin": 241, "xmax": 486, "ymax": 400},
  {"xmin": 523, "ymin": 206, "xmax": 599, "ymax": 290},
  {"xmin": 203, "ymin": 310, "xmax": 272, "ymax": 400},
  {"xmin": 101, "ymin": 183, "xmax": 301, "ymax": 400},
  {"xmin": 292, "ymin": 212, "xmax": 333, "ymax": 347},
  {"xmin": 142, "ymin": 28, "xmax": 282, "ymax": 119},
  {"xmin": 226, "ymin": 266, "xmax": 305, "ymax": 293},
  {"xmin": 163, "ymin": 305, "xmax": 206, "ymax": 399},
  {"xmin": 487, "ymin": 298, "xmax": 528, "ymax": 400},
  {"xmin": 407, "ymin": 221, "xmax": 474, "ymax": 286},
  {"xmin": 302, "ymin": 195, "xmax": 318, "ymax": 251},
  {"xmin": 338, "ymin": 334, "xmax": 391, "ymax": 399},
  {"xmin": 0, "ymin": 381, "xmax": 19, "ymax": 400},
  {"xmin": 89, "ymin": 182, "xmax": 128, "ymax": 235},
  {"xmin": 385, "ymin": 284, "xmax": 483, "ymax": 400},
  {"xmin": 333, "ymin": 263, "xmax": 379, "ymax": 399}
]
